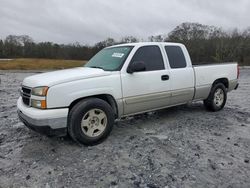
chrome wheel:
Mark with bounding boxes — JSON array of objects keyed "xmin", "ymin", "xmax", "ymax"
[
  {"xmin": 81, "ymin": 108, "xmax": 107, "ymax": 137},
  {"xmin": 213, "ymin": 88, "xmax": 224, "ymax": 107}
]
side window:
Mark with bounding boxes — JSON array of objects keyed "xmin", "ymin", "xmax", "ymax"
[
  {"xmin": 130, "ymin": 46, "xmax": 164, "ymax": 71},
  {"xmin": 165, "ymin": 46, "xmax": 187, "ymax": 68}
]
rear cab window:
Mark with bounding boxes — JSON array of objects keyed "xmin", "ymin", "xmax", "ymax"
[
  {"xmin": 130, "ymin": 45, "xmax": 165, "ymax": 71},
  {"xmin": 165, "ymin": 46, "xmax": 187, "ymax": 69}
]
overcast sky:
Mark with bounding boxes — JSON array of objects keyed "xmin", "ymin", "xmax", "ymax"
[{"xmin": 0, "ymin": 0, "xmax": 249, "ymax": 44}]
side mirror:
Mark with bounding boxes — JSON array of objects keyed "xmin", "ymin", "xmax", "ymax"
[{"xmin": 127, "ymin": 61, "xmax": 146, "ymax": 74}]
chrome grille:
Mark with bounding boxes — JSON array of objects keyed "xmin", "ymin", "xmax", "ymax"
[{"xmin": 21, "ymin": 86, "xmax": 31, "ymax": 106}]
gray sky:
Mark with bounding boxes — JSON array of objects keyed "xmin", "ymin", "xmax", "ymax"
[{"xmin": 0, "ymin": 0, "xmax": 249, "ymax": 44}]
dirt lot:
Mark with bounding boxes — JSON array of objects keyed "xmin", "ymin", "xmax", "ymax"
[{"xmin": 0, "ymin": 69, "xmax": 250, "ymax": 188}]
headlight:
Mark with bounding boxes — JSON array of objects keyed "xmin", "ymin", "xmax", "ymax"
[
  {"xmin": 32, "ymin": 86, "xmax": 48, "ymax": 96},
  {"xmin": 31, "ymin": 99, "xmax": 47, "ymax": 109},
  {"xmin": 31, "ymin": 86, "xmax": 48, "ymax": 109}
]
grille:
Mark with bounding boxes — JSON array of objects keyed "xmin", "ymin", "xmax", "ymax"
[{"xmin": 21, "ymin": 86, "xmax": 31, "ymax": 106}]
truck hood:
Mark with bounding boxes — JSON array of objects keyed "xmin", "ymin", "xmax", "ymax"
[{"xmin": 22, "ymin": 67, "xmax": 111, "ymax": 87}]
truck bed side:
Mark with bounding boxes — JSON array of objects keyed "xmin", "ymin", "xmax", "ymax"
[{"xmin": 193, "ymin": 63, "xmax": 238, "ymax": 100}]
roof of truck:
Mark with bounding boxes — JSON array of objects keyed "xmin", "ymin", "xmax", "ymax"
[
  {"xmin": 109, "ymin": 42, "xmax": 184, "ymax": 48},
  {"xmin": 108, "ymin": 42, "xmax": 183, "ymax": 48}
]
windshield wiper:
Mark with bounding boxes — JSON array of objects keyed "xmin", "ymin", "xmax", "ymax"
[{"xmin": 88, "ymin": 66, "xmax": 104, "ymax": 70}]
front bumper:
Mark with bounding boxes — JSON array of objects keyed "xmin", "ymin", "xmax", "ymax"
[{"xmin": 17, "ymin": 97, "xmax": 68, "ymax": 136}]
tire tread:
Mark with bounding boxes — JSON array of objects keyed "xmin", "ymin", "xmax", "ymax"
[
  {"xmin": 204, "ymin": 83, "xmax": 227, "ymax": 112},
  {"xmin": 67, "ymin": 98, "xmax": 114, "ymax": 145}
]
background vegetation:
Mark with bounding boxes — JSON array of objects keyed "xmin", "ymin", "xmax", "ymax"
[
  {"xmin": 0, "ymin": 22, "xmax": 250, "ymax": 66},
  {"xmin": 0, "ymin": 59, "xmax": 85, "ymax": 70}
]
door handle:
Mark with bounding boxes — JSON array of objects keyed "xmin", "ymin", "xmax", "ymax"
[{"xmin": 161, "ymin": 75, "xmax": 169, "ymax": 81}]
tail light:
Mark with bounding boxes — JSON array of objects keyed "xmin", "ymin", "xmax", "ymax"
[{"xmin": 237, "ymin": 64, "xmax": 240, "ymax": 79}]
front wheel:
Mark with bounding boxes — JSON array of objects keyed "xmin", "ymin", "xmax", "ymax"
[
  {"xmin": 68, "ymin": 98, "xmax": 115, "ymax": 145},
  {"xmin": 203, "ymin": 83, "xmax": 227, "ymax": 111}
]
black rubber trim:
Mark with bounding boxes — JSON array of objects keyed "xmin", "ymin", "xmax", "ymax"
[
  {"xmin": 234, "ymin": 83, "xmax": 239, "ymax": 90},
  {"xmin": 18, "ymin": 113, "xmax": 67, "ymax": 137}
]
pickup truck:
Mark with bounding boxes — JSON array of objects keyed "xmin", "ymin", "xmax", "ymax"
[{"xmin": 17, "ymin": 42, "xmax": 239, "ymax": 145}]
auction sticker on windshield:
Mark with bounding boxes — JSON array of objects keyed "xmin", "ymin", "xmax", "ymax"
[{"xmin": 112, "ymin": 53, "xmax": 124, "ymax": 58}]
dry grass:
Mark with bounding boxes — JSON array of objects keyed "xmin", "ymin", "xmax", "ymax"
[{"xmin": 0, "ymin": 58, "xmax": 87, "ymax": 70}]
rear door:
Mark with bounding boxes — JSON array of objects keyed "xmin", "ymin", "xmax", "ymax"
[
  {"xmin": 164, "ymin": 45, "xmax": 194, "ymax": 105},
  {"xmin": 121, "ymin": 45, "xmax": 171, "ymax": 115}
]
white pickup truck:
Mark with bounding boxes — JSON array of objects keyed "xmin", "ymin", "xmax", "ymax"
[{"xmin": 17, "ymin": 42, "xmax": 239, "ymax": 145}]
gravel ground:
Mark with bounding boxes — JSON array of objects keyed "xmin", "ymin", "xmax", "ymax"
[{"xmin": 0, "ymin": 69, "xmax": 250, "ymax": 188}]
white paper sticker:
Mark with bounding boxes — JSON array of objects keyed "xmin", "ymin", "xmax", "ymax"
[{"xmin": 112, "ymin": 53, "xmax": 124, "ymax": 58}]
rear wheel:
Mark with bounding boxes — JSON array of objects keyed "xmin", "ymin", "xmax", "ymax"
[
  {"xmin": 68, "ymin": 98, "xmax": 115, "ymax": 145},
  {"xmin": 204, "ymin": 83, "xmax": 227, "ymax": 111}
]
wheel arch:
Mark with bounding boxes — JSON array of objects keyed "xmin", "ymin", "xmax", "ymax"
[
  {"xmin": 69, "ymin": 94, "xmax": 119, "ymax": 118},
  {"xmin": 212, "ymin": 78, "xmax": 229, "ymax": 89}
]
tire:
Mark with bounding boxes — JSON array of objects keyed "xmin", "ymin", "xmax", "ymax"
[
  {"xmin": 68, "ymin": 98, "xmax": 115, "ymax": 145},
  {"xmin": 203, "ymin": 83, "xmax": 227, "ymax": 112}
]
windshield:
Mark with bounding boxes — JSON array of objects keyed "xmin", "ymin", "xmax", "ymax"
[{"xmin": 85, "ymin": 46, "xmax": 134, "ymax": 71}]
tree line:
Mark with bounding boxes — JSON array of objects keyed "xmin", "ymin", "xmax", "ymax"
[{"xmin": 0, "ymin": 22, "xmax": 249, "ymax": 65}]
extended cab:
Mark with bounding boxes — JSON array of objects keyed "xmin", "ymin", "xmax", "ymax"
[{"xmin": 17, "ymin": 42, "xmax": 239, "ymax": 145}]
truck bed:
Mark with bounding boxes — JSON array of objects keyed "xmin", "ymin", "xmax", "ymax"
[{"xmin": 193, "ymin": 62, "xmax": 238, "ymax": 100}]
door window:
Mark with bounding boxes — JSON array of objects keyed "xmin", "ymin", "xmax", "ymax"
[
  {"xmin": 130, "ymin": 46, "xmax": 164, "ymax": 71},
  {"xmin": 165, "ymin": 46, "xmax": 187, "ymax": 68}
]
